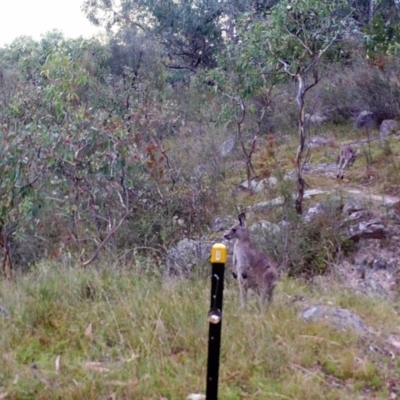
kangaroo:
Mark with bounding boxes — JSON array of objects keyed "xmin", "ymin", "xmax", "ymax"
[
  {"xmin": 223, "ymin": 213, "xmax": 278, "ymax": 309},
  {"xmin": 337, "ymin": 145, "xmax": 357, "ymax": 180}
]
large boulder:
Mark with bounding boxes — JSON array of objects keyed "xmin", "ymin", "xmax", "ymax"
[
  {"xmin": 305, "ymin": 113, "xmax": 328, "ymax": 126},
  {"xmin": 166, "ymin": 239, "xmax": 214, "ymax": 277},
  {"xmin": 301, "ymin": 305, "xmax": 373, "ymax": 335},
  {"xmin": 249, "ymin": 220, "xmax": 281, "ymax": 235},
  {"xmin": 303, "ymin": 203, "xmax": 326, "ymax": 223},
  {"xmin": 355, "ymin": 111, "xmax": 378, "ymax": 130},
  {"xmin": 343, "ymin": 197, "xmax": 366, "ymax": 215},
  {"xmin": 308, "ymin": 136, "xmax": 331, "ymax": 148},
  {"xmin": 379, "ymin": 119, "xmax": 399, "ymax": 141}
]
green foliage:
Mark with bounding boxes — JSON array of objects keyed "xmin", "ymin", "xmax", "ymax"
[
  {"xmin": 273, "ymin": 196, "xmax": 353, "ymax": 277},
  {"xmin": 0, "ymin": 29, "xmax": 233, "ymax": 269},
  {"xmin": 82, "ymin": 0, "xmax": 281, "ymax": 75},
  {"xmin": 291, "ymin": 217, "xmax": 340, "ymax": 276},
  {"xmin": 83, "ymin": 0, "xmax": 226, "ymax": 71},
  {"xmin": 1, "ymin": 1, "xmax": 400, "ymax": 274},
  {"xmin": 355, "ymin": 0, "xmax": 400, "ymax": 56},
  {"xmin": 41, "ymin": 51, "xmax": 91, "ymax": 120},
  {"xmin": 0, "ymin": 125, "xmax": 45, "ymax": 241},
  {"xmin": 364, "ymin": 14, "xmax": 400, "ymax": 56},
  {"xmin": 263, "ymin": 0, "xmax": 351, "ymax": 73}
]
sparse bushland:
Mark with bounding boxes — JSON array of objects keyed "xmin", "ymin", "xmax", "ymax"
[
  {"xmin": 0, "ymin": 263, "xmax": 398, "ymax": 400},
  {"xmin": 306, "ymin": 56, "xmax": 400, "ymax": 125},
  {"xmin": 1, "ymin": 30, "xmax": 400, "ymax": 275},
  {"xmin": 2, "ymin": 14, "xmax": 400, "ymax": 398}
]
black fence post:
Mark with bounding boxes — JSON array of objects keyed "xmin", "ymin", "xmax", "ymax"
[{"xmin": 206, "ymin": 243, "xmax": 227, "ymax": 400}]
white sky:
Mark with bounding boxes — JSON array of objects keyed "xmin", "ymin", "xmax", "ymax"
[{"xmin": 0, "ymin": 0, "xmax": 102, "ymax": 47}]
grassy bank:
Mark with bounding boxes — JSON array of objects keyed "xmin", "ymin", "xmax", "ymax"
[{"xmin": 0, "ymin": 263, "xmax": 398, "ymax": 399}]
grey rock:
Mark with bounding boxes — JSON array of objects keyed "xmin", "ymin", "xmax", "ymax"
[
  {"xmin": 238, "ymin": 178, "xmax": 262, "ymax": 192},
  {"xmin": 348, "ymin": 218, "xmax": 387, "ymax": 242},
  {"xmin": 249, "ymin": 220, "xmax": 281, "ymax": 235},
  {"xmin": 220, "ymin": 138, "xmax": 236, "ymax": 157},
  {"xmin": 379, "ymin": 119, "xmax": 398, "ymax": 141},
  {"xmin": 388, "ymin": 210, "xmax": 400, "ymax": 225},
  {"xmin": 0, "ymin": 305, "xmax": 10, "ymax": 316},
  {"xmin": 354, "ymin": 278, "xmax": 389, "ymax": 299},
  {"xmin": 372, "ymin": 257, "xmax": 387, "ymax": 270},
  {"xmin": 277, "ymin": 220, "xmax": 291, "ymax": 230},
  {"xmin": 355, "ymin": 111, "xmax": 378, "ymax": 130},
  {"xmin": 210, "ymin": 216, "xmax": 235, "ymax": 232},
  {"xmin": 238, "ymin": 177, "xmax": 278, "ymax": 193},
  {"xmin": 308, "ymin": 136, "xmax": 330, "ymax": 148},
  {"xmin": 343, "ymin": 197, "xmax": 366, "ymax": 215},
  {"xmin": 345, "ymin": 210, "xmax": 371, "ymax": 221},
  {"xmin": 301, "ymin": 305, "xmax": 372, "ymax": 335},
  {"xmin": 252, "ymin": 189, "xmax": 329, "ymax": 211},
  {"xmin": 305, "ymin": 113, "xmax": 329, "ymax": 126},
  {"xmin": 345, "ymin": 189, "xmax": 400, "ymax": 207},
  {"xmin": 166, "ymin": 239, "xmax": 214, "ymax": 277},
  {"xmin": 303, "ymin": 203, "xmax": 325, "ymax": 223}
]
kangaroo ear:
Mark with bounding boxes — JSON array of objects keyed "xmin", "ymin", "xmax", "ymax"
[{"xmin": 238, "ymin": 212, "xmax": 246, "ymax": 226}]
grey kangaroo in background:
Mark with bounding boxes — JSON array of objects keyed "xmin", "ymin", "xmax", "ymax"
[
  {"xmin": 337, "ymin": 145, "xmax": 357, "ymax": 179},
  {"xmin": 224, "ymin": 213, "xmax": 278, "ymax": 309}
]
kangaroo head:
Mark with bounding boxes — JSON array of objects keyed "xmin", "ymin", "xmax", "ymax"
[
  {"xmin": 341, "ymin": 145, "xmax": 356, "ymax": 160},
  {"xmin": 223, "ymin": 212, "xmax": 249, "ymax": 241}
]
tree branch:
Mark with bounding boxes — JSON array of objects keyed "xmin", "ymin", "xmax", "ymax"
[
  {"xmin": 81, "ymin": 209, "xmax": 131, "ymax": 267},
  {"xmin": 161, "ymin": 61, "xmax": 198, "ymax": 73}
]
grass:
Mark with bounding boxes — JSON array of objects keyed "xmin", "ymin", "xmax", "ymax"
[{"xmin": 0, "ymin": 263, "xmax": 399, "ymax": 399}]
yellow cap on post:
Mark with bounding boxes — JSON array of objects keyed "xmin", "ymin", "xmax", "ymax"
[{"xmin": 211, "ymin": 243, "xmax": 227, "ymax": 264}]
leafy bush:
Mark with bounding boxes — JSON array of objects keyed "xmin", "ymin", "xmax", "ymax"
[{"xmin": 316, "ymin": 56, "xmax": 400, "ymax": 124}]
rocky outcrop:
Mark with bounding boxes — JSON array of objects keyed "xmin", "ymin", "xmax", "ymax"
[
  {"xmin": 379, "ymin": 119, "xmax": 399, "ymax": 141},
  {"xmin": 165, "ymin": 162, "xmax": 400, "ymax": 309},
  {"xmin": 347, "ymin": 218, "xmax": 387, "ymax": 241}
]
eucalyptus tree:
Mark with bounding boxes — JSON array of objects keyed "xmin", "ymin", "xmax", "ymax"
[
  {"xmin": 234, "ymin": 0, "xmax": 353, "ymax": 213},
  {"xmin": 361, "ymin": 0, "xmax": 400, "ymax": 55},
  {"xmin": 83, "ymin": 0, "xmax": 219, "ymax": 72},
  {"xmin": 82, "ymin": 0, "xmax": 279, "ymax": 74},
  {"xmin": 352, "ymin": 0, "xmax": 400, "ymax": 25}
]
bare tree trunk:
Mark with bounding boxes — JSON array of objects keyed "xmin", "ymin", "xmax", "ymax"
[
  {"xmin": 369, "ymin": 0, "xmax": 374, "ymax": 23},
  {"xmin": 293, "ymin": 71, "xmax": 318, "ymax": 214},
  {"xmin": 294, "ymin": 75, "xmax": 307, "ymax": 214},
  {"xmin": 237, "ymin": 99, "xmax": 257, "ymax": 194}
]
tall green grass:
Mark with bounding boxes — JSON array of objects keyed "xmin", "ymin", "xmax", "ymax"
[{"xmin": 0, "ymin": 263, "xmax": 397, "ymax": 399}]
